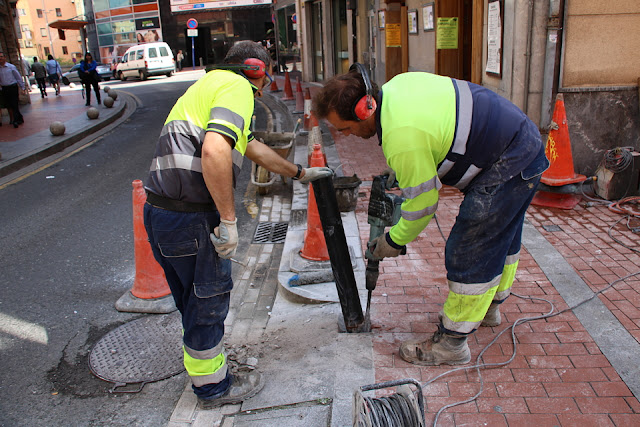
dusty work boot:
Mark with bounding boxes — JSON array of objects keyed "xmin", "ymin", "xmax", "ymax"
[
  {"xmin": 481, "ymin": 303, "xmax": 502, "ymax": 327},
  {"xmin": 399, "ymin": 327, "xmax": 471, "ymax": 366},
  {"xmin": 197, "ymin": 370, "xmax": 264, "ymax": 409}
]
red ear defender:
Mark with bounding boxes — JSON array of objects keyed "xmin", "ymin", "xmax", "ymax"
[
  {"xmin": 349, "ymin": 63, "xmax": 376, "ymax": 121},
  {"xmin": 242, "ymin": 58, "xmax": 266, "ymax": 79},
  {"xmin": 353, "ymin": 95, "xmax": 377, "ymax": 121}
]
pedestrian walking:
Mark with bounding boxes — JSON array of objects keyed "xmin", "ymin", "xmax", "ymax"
[
  {"xmin": 45, "ymin": 54, "xmax": 62, "ymax": 96},
  {"xmin": 143, "ymin": 41, "xmax": 332, "ymax": 408},
  {"xmin": 79, "ymin": 52, "xmax": 101, "ymax": 106},
  {"xmin": 21, "ymin": 56, "xmax": 32, "ymax": 92},
  {"xmin": 176, "ymin": 50, "xmax": 184, "ymax": 72},
  {"xmin": 312, "ymin": 64, "xmax": 549, "ymax": 366},
  {"xmin": 31, "ymin": 57, "xmax": 47, "ymax": 98},
  {"xmin": 0, "ymin": 52, "xmax": 26, "ymax": 128}
]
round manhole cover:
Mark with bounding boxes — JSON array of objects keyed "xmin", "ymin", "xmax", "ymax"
[{"xmin": 89, "ymin": 312, "xmax": 184, "ymax": 391}]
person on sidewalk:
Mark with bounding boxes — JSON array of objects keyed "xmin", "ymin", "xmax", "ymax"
[
  {"xmin": 45, "ymin": 55, "xmax": 62, "ymax": 96},
  {"xmin": 0, "ymin": 52, "xmax": 26, "ymax": 128},
  {"xmin": 143, "ymin": 41, "xmax": 332, "ymax": 408},
  {"xmin": 21, "ymin": 56, "xmax": 32, "ymax": 92},
  {"xmin": 176, "ymin": 50, "xmax": 184, "ymax": 72},
  {"xmin": 312, "ymin": 64, "xmax": 549, "ymax": 366},
  {"xmin": 31, "ymin": 57, "xmax": 48, "ymax": 98},
  {"xmin": 79, "ymin": 52, "xmax": 101, "ymax": 106}
]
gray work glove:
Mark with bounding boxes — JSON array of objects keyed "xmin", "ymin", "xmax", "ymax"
[
  {"xmin": 381, "ymin": 167, "xmax": 397, "ymax": 190},
  {"xmin": 298, "ymin": 167, "xmax": 334, "ymax": 184},
  {"xmin": 372, "ymin": 233, "xmax": 406, "ymax": 259},
  {"xmin": 210, "ymin": 218, "xmax": 238, "ymax": 259}
]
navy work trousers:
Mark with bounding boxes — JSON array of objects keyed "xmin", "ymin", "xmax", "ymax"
[{"xmin": 143, "ymin": 203, "xmax": 232, "ymax": 398}]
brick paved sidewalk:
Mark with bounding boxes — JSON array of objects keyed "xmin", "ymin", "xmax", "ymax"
[{"xmin": 330, "ymin": 129, "xmax": 640, "ymax": 426}]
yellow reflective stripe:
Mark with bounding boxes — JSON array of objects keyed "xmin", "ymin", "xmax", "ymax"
[
  {"xmin": 183, "ymin": 347, "xmax": 227, "ymax": 386},
  {"xmin": 495, "ymin": 256, "xmax": 519, "ymax": 299},
  {"xmin": 442, "ymin": 280, "xmax": 498, "ymax": 333}
]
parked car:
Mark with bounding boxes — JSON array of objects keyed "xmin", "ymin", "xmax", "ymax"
[
  {"xmin": 61, "ymin": 63, "xmax": 111, "ymax": 85},
  {"xmin": 116, "ymin": 42, "xmax": 175, "ymax": 81}
]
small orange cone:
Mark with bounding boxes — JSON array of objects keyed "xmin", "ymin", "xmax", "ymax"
[
  {"xmin": 115, "ymin": 180, "xmax": 176, "ymax": 313},
  {"xmin": 300, "ymin": 144, "xmax": 330, "ymax": 261},
  {"xmin": 302, "ymin": 88, "xmax": 312, "ymax": 129},
  {"xmin": 294, "ymin": 78, "xmax": 304, "ymax": 114},
  {"xmin": 270, "ymin": 75, "xmax": 280, "ymax": 92},
  {"xmin": 532, "ymin": 94, "xmax": 587, "ymax": 209},
  {"xmin": 282, "ymin": 71, "xmax": 294, "ymax": 100}
]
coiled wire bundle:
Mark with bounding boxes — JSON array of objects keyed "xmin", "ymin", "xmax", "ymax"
[
  {"xmin": 353, "ymin": 379, "xmax": 425, "ymax": 427},
  {"xmin": 603, "ymin": 146, "xmax": 634, "ymax": 173}
]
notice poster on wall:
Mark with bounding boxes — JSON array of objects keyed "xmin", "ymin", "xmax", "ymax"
[
  {"xmin": 436, "ymin": 17, "xmax": 458, "ymax": 49},
  {"xmin": 485, "ymin": 0, "xmax": 502, "ymax": 76},
  {"xmin": 386, "ymin": 23, "xmax": 401, "ymax": 47}
]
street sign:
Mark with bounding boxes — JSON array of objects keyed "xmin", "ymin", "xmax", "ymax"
[
  {"xmin": 187, "ymin": 29, "xmax": 198, "ymax": 37},
  {"xmin": 186, "ymin": 18, "xmax": 198, "ymax": 29}
]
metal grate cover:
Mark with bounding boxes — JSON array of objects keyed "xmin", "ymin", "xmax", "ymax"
[
  {"xmin": 253, "ymin": 222, "xmax": 288, "ymax": 243},
  {"xmin": 89, "ymin": 312, "xmax": 184, "ymax": 392},
  {"xmin": 542, "ymin": 224, "xmax": 563, "ymax": 232}
]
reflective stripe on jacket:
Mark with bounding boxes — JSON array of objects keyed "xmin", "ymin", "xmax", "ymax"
[{"xmin": 145, "ymin": 69, "xmax": 254, "ymax": 204}]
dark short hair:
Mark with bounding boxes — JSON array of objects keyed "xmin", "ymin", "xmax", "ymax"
[
  {"xmin": 223, "ymin": 40, "xmax": 272, "ymax": 69},
  {"xmin": 48, "ymin": 54, "xmax": 54, "ymax": 60},
  {"xmin": 312, "ymin": 69, "xmax": 378, "ymax": 121},
  {"xmin": 33, "ymin": 56, "xmax": 38, "ymax": 61}
]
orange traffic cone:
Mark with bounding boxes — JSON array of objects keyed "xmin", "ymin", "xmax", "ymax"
[
  {"xmin": 282, "ymin": 71, "xmax": 294, "ymax": 101},
  {"xmin": 300, "ymin": 144, "xmax": 330, "ymax": 261},
  {"xmin": 270, "ymin": 74, "xmax": 280, "ymax": 92},
  {"xmin": 115, "ymin": 180, "xmax": 176, "ymax": 313},
  {"xmin": 294, "ymin": 78, "xmax": 304, "ymax": 114},
  {"xmin": 531, "ymin": 94, "xmax": 587, "ymax": 209}
]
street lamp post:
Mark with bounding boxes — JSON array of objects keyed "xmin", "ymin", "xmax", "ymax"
[{"xmin": 41, "ymin": 1, "xmax": 55, "ymax": 58}]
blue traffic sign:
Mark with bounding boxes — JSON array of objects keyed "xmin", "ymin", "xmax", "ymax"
[{"xmin": 187, "ymin": 19, "xmax": 198, "ymax": 29}]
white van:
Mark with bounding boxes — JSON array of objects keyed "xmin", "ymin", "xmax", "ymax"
[{"xmin": 116, "ymin": 42, "xmax": 175, "ymax": 81}]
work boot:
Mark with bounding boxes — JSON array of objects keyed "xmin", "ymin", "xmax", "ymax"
[
  {"xmin": 481, "ymin": 303, "xmax": 501, "ymax": 327},
  {"xmin": 197, "ymin": 370, "xmax": 264, "ymax": 409},
  {"xmin": 399, "ymin": 327, "xmax": 471, "ymax": 366}
]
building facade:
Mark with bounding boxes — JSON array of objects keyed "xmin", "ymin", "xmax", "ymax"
[{"xmin": 15, "ymin": 0, "xmax": 84, "ymax": 63}]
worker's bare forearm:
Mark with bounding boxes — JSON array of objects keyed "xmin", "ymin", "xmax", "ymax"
[{"xmin": 202, "ymin": 132, "xmax": 236, "ymax": 221}]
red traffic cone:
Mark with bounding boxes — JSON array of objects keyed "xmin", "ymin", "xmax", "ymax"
[
  {"xmin": 270, "ymin": 74, "xmax": 280, "ymax": 92},
  {"xmin": 294, "ymin": 78, "xmax": 304, "ymax": 114},
  {"xmin": 282, "ymin": 71, "xmax": 294, "ymax": 100},
  {"xmin": 302, "ymin": 88, "xmax": 313, "ymax": 130},
  {"xmin": 300, "ymin": 144, "xmax": 330, "ymax": 261},
  {"xmin": 531, "ymin": 94, "xmax": 587, "ymax": 209},
  {"xmin": 115, "ymin": 180, "xmax": 176, "ymax": 313}
]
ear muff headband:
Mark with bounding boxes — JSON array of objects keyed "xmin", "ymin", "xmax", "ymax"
[
  {"xmin": 350, "ymin": 63, "xmax": 377, "ymax": 121},
  {"xmin": 213, "ymin": 58, "xmax": 266, "ymax": 79}
]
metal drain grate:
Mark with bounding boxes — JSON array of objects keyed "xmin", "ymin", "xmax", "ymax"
[
  {"xmin": 89, "ymin": 312, "xmax": 184, "ymax": 392},
  {"xmin": 542, "ymin": 224, "xmax": 563, "ymax": 232},
  {"xmin": 253, "ymin": 222, "xmax": 288, "ymax": 243}
]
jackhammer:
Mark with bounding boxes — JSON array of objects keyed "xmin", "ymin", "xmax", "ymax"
[{"xmin": 364, "ymin": 174, "xmax": 406, "ymax": 324}]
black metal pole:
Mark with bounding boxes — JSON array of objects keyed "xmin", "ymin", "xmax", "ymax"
[{"xmin": 311, "ymin": 176, "xmax": 365, "ymax": 331}]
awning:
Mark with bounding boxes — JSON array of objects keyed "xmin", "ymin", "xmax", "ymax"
[{"xmin": 49, "ymin": 20, "xmax": 88, "ymax": 30}]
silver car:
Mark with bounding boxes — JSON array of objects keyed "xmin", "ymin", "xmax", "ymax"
[{"xmin": 61, "ymin": 63, "xmax": 112, "ymax": 85}]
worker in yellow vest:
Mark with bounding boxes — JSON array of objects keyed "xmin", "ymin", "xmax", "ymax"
[{"xmin": 313, "ymin": 64, "xmax": 549, "ymax": 366}]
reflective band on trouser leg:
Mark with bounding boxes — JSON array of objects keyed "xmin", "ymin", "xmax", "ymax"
[
  {"xmin": 442, "ymin": 275, "xmax": 500, "ymax": 334},
  {"xmin": 183, "ymin": 345, "xmax": 228, "ymax": 387},
  {"xmin": 494, "ymin": 252, "xmax": 520, "ymax": 302}
]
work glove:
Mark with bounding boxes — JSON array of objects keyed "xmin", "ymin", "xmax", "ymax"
[
  {"xmin": 210, "ymin": 218, "xmax": 238, "ymax": 259},
  {"xmin": 371, "ymin": 233, "xmax": 406, "ymax": 259},
  {"xmin": 298, "ymin": 167, "xmax": 334, "ymax": 184},
  {"xmin": 381, "ymin": 167, "xmax": 397, "ymax": 190}
]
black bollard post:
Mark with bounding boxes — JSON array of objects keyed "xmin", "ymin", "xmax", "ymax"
[{"xmin": 311, "ymin": 176, "xmax": 366, "ymax": 332}]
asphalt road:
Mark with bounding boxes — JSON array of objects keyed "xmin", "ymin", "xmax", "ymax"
[{"xmin": 0, "ymin": 73, "xmax": 280, "ymax": 426}]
